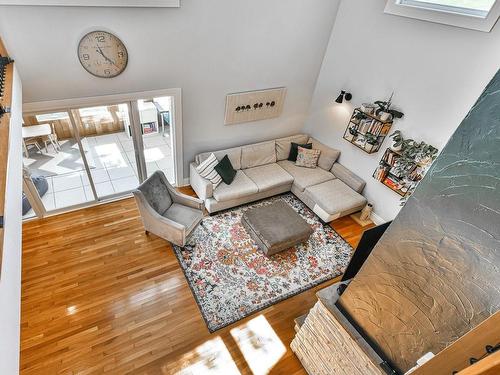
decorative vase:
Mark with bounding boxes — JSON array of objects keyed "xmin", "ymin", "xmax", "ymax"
[{"xmin": 360, "ymin": 203, "xmax": 373, "ymax": 221}]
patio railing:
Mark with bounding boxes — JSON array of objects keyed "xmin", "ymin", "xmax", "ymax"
[{"xmin": 0, "ymin": 36, "xmax": 15, "ymax": 274}]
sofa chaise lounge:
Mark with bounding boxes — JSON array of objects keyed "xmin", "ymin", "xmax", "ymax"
[{"xmin": 189, "ymin": 134, "xmax": 367, "ymax": 223}]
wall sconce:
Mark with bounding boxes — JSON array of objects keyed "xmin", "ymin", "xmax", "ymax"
[{"xmin": 335, "ymin": 90, "xmax": 352, "ymax": 104}]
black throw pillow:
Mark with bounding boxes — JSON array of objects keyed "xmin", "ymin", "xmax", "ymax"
[
  {"xmin": 214, "ymin": 154, "xmax": 237, "ymax": 185},
  {"xmin": 288, "ymin": 142, "xmax": 312, "ymax": 162}
]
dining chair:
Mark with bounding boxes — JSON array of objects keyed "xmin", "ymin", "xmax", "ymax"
[
  {"xmin": 23, "ymin": 137, "xmax": 42, "ymax": 157},
  {"xmin": 40, "ymin": 123, "xmax": 61, "ymax": 153}
]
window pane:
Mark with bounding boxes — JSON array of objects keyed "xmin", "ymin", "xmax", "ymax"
[
  {"xmin": 414, "ymin": 0, "xmax": 495, "ymax": 11},
  {"xmin": 35, "ymin": 112, "xmax": 69, "ymax": 122}
]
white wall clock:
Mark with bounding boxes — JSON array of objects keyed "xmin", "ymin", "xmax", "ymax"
[{"xmin": 78, "ymin": 30, "xmax": 128, "ymax": 78}]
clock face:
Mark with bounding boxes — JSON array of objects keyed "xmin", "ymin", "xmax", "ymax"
[{"xmin": 78, "ymin": 31, "xmax": 128, "ymax": 78}]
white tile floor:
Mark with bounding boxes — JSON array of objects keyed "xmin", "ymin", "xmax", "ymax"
[{"xmin": 23, "ymin": 131, "xmax": 174, "ymax": 218}]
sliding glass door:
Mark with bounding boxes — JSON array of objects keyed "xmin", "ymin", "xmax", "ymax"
[
  {"xmin": 71, "ymin": 103, "xmax": 140, "ymax": 198},
  {"xmin": 134, "ymin": 96, "xmax": 174, "ymax": 182},
  {"xmin": 22, "ymin": 92, "xmax": 178, "ymax": 219},
  {"xmin": 22, "ymin": 110, "xmax": 95, "ymax": 217}
]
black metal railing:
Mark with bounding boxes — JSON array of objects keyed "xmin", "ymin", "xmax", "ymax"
[{"xmin": 0, "ymin": 55, "xmax": 14, "ymax": 119}]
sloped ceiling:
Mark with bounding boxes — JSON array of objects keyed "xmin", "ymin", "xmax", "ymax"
[{"xmin": 0, "ymin": 0, "xmax": 340, "ymax": 176}]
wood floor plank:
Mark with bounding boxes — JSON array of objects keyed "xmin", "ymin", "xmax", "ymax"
[{"xmin": 21, "ymin": 192, "xmax": 373, "ymax": 374}]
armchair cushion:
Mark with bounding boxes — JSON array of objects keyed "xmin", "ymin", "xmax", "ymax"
[
  {"xmin": 137, "ymin": 172, "xmax": 172, "ymax": 215},
  {"xmin": 163, "ymin": 203, "xmax": 204, "ymax": 235}
]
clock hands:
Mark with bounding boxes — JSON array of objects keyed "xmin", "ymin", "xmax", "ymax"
[{"xmin": 96, "ymin": 46, "xmax": 118, "ymax": 67}]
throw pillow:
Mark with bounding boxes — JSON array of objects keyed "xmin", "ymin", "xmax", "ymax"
[
  {"xmin": 214, "ymin": 154, "xmax": 237, "ymax": 185},
  {"xmin": 288, "ymin": 142, "xmax": 312, "ymax": 162},
  {"xmin": 296, "ymin": 146, "xmax": 321, "ymax": 168},
  {"xmin": 196, "ymin": 153, "xmax": 222, "ymax": 188}
]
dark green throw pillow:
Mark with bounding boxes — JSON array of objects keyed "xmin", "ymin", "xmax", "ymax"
[
  {"xmin": 214, "ymin": 154, "xmax": 237, "ymax": 185},
  {"xmin": 288, "ymin": 142, "xmax": 312, "ymax": 162}
]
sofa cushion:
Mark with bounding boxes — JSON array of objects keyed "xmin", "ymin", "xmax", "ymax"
[
  {"xmin": 243, "ymin": 163, "xmax": 294, "ymax": 192},
  {"xmin": 288, "ymin": 142, "xmax": 312, "ymax": 162},
  {"xmin": 305, "ymin": 179, "xmax": 367, "ymax": 215},
  {"xmin": 214, "ymin": 155, "xmax": 237, "ymax": 185},
  {"xmin": 197, "ymin": 146, "xmax": 242, "ymax": 170},
  {"xmin": 275, "ymin": 134, "xmax": 309, "ymax": 161},
  {"xmin": 277, "ymin": 160, "xmax": 335, "ymax": 192},
  {"xmin": 163, "ymin": 203, "xmax": 204, "ymax": 233},
  {"xmin": 241, "ymin": 140, "xmax": 276, "ymax": 169},
  {"xmin": 331, "ymin": 163, "xmax": 366, "ymax": 193},
  {"xmin": 308, "ymin": 137, "xmax": 341, "ymax": 171},
  {"xmin": 213, "ymin": 170, "xmax": 259, "ymax": 202},
  {"xmin": 296, "ymin": 146, "xmax": 321, "ymax": 168}
]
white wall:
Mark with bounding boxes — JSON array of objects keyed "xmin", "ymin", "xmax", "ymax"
[
  {"xmin": 304, "ymin": 0, "xmax": 500, "ymax": 221},
  {"xmin": 0, "ymin": 66, "xmax": 23, "ymax": 375},
  {"xmin": 0, "ymin": 0, "xmax": 341, "ymax": 178}
]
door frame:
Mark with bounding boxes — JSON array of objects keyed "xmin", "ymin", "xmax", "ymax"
[{"xmin": 23, "ymin": 88, "xmax": 183, "ymax": 186}]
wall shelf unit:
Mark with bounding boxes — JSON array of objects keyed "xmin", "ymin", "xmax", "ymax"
[
  {"xmin": 343, "ymin": 108, "xmax": 393, "ymax": 154},
  {"xmin": 373, "ymin": 148, "xmax": 429, "ymax": 197}
]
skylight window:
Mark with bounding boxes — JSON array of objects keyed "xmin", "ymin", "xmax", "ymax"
[
  {"xmin": 385, "ymin": 0, "xmax": 500, "ymax": 31},
  {"xmin": 400, "ymin": 0, "xmax": 496, "ymax": 17}
]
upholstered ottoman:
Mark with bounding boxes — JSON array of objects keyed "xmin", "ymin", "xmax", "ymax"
[{"xmin": 241, "ymin": 200, "xmax": 313, "ymax": 256}]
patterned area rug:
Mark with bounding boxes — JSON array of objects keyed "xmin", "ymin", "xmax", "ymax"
[{"xmin": 173, "ymin": 193, "xmax": 353, "ymax": 332}]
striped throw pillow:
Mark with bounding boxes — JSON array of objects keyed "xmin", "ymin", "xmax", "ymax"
[{"xmin": 196, "ymin": 153, "xmax": 222, "ymax": 188}]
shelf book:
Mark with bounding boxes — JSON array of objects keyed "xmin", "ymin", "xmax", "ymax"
[{"xmin": 343, "ymin": 108, "xmax": 393, "ymax": 154}]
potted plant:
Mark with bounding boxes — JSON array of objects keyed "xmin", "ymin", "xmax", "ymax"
[
  {"xmin": 353, "ymin": 111, "xmax": 367, "ymax": 123},
  {"xmin": 364, "ymin": 133, "xmax": 379, "ymax": 152},
  {"xmin": 345, "ymin": 126, "xmax": 358, "ymax": 141},
  {"xmin": 392, "ymin": 157, "xmax": 414, "ymax": 178},
  {"xmin": 360, "ymin": 103, "xmax": 376, "ymax": 115},
  {"xmin": 389, "ymin": 130, "xmax": 404, "ymax": 152},
  {"xmin": 416, "ymin": 143, "xmax": 438, "ymax": 165},
  {"xmin": 374, "ymin": 93, "xmax": 404, "ymax": 122}
]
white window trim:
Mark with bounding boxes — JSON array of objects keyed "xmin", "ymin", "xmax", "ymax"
[
  {"xmin": 0, "ymin": 0, "xmax": 180, "ymax": 7},
  {"xmin": 384, "ymin": 0, "xmax": 500, "ymax": 32}
]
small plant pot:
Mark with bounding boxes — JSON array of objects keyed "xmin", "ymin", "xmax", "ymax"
[
  {"xmin": 361, "ymin": 103, "xmax": 376, "ymax": 114},
  {"xmin": 390, "ymin": 143, "xmax": 402, "ymax": 152},
  {"xmin": 379, "ymin": 111, "xmax": 392, "ymax": 121}
]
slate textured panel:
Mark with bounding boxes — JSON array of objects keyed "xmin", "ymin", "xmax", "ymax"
[{"xmin": 338, "ymin": 70, "xmax": 500, "ymax": 374}]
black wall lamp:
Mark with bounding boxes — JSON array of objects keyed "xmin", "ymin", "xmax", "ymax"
[{"xmin": 335, "ymin": 90, "xmax": 352, "ymax": 104}]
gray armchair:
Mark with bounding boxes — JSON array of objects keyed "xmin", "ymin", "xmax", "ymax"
[{"xmin": 133, "ymin": 171, "xmax": 204, "ymax": 246}]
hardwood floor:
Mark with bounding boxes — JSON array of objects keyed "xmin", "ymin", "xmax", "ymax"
[{"xmin": 21, "ymin": 190, "xmax": 373, "ymax": 374}]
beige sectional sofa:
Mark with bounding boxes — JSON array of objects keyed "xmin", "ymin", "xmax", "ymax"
[{"xmin": 189, "ymin": 134, "xmax": 367, "ymax": 222}]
